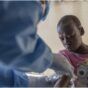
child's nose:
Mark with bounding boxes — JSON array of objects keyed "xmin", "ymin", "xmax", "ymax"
[{"xmin": 64, "ymin": 37, "xmax": 70, "ymax": 44}]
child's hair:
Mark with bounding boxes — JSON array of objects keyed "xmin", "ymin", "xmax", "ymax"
[{"xmin": 57, "ymin": 15, "xmax": 82, "ymax": 29}]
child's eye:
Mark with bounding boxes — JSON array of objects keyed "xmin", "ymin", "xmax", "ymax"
[
  {"xmin": 59, "ymin": 36, "xmax": 64, "ymax": 40},
  {"xmin": 70, "ymin": 34, "xmax": 75, "ymax": 38}
]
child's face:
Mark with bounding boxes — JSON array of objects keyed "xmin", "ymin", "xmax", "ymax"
[{"xmin": 58, "ymin": 22, "xmax": 82, "ymax": 52}]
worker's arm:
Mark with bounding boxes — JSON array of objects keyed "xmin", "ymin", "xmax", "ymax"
[
  {"xmin": 50, "ymin": 53, "xmax": 75, "ymax": 78},
  {"xmin": 0, "ymin": 63, "xmax": 59, "ymax": 87},
  {"xmin": 0, "ymin": 63, "xmax": 29, "ymax": 87}
]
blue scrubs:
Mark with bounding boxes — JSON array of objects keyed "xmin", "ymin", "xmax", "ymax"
[{"xmin": 0, "ymin": 1, "xmax": 53, "ymax": 86}]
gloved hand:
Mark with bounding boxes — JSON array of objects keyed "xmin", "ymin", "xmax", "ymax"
[
  {"xmin": 51, "ymin": 53, "xmax": 76, "ymax": 78},
  {"xmin": 27, "ymin": 73, "xmax": 60, "ymax": 87},
  {"xmin": 50, "ymin": 53, "xmax": 77, "ymax": 87}
]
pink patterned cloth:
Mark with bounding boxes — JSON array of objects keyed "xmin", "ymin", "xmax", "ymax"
[{"xmin": 59, "ymin": 49, "xmax": 88, "ymax": 74}]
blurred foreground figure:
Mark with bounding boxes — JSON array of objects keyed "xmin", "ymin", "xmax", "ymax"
[
  {"xmin": 0, "ymin": 1, "xmax": 75, "ymax": 87},
  {"xmin": 0, "ymin": 1, "xmax": 53, "ymax": 86}
]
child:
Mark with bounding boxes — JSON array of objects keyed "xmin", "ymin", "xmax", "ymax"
[{"xmin": 57, "ymin": 15, "xmax": 88, "ymax": 86}]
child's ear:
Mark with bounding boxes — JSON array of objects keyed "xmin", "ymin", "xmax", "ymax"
[{"xmin": 79, "ymin": 27, "xmax": 85, "ymax": 36}]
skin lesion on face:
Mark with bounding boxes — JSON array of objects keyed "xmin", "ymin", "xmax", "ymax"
[
  {"xmin": 58, "ymin": 22, "xmax": 83, "ymax": 52},
  {"xmin": 58, "ymin": 24, "xmax": 78, "ymax": 41}
]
